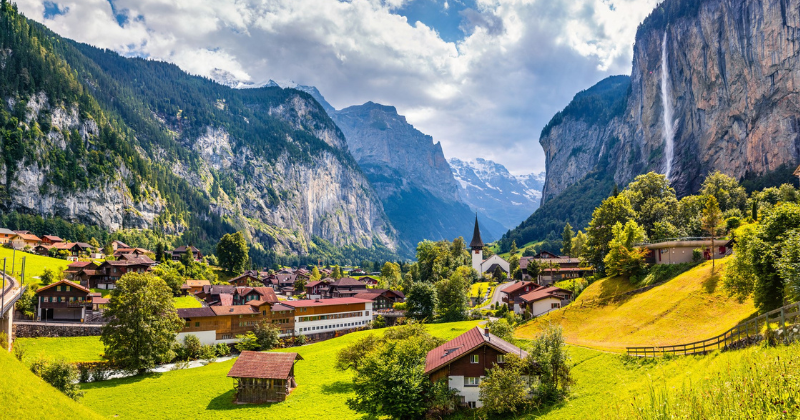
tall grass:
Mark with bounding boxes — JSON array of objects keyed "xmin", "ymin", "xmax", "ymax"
[{"xmin": 622, "ymin": 346, "xmax": 800, "ymax": 419}]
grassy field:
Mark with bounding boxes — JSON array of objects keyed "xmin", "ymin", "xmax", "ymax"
[
  {"xmin": 15, "ymin": 336, "xmax": 105, "ymax": 363},
  {"xmin": 0, "ymin": 348, "xmax": 105, "ymax": 420},
  {"xmin": 0, "ymin": 247, "xmax": 70, "ymax": 288},
  {"xmin": 516, "ymin": 258, "xmax": 757, "ymax": 352},
  {"xmin": 173, "ymin": 295, "xmax": 202, "ymax": 308},
  {"xmin": 78, "ymin": 321, "xmax": 481, "ymax": 419},
  {"xmin": 469, "ymin": 281, "xmax": 495, "ymax": 298}
]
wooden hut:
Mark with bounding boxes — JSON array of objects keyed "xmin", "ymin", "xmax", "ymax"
[{"xmin": 227, "ymin": 351, "xmax": 303, "ymax": 403}]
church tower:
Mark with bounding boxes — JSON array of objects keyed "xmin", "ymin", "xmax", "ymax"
[{"xmin": 469, "ymin": 215, "xmax": 484, "ymax": 273}]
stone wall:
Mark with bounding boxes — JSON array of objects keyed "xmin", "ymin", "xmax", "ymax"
[{"xmin": 13, "ymin": 323, "xmax": 102, "ymax": 338}]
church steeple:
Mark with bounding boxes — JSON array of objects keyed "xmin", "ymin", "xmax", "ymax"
[{"xmin": 469, "ymin": 214, "xmax": 484, "ymax": 250}]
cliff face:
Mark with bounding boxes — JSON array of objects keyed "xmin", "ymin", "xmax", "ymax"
[
  {"xmin": 541, "ymin": 0, "xmax": 800, "ymax": 202},
  {"xmin": 332, "ymin": 102, "xmax": 461, "ymax": 202}
]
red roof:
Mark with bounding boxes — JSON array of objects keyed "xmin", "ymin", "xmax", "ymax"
[
  {"xmin": 280, "ymin": 297, "xmax": 370, "ymax": 308},
  {"xmin": 425, "ymin": 327, "xmax": 527, "ymax": 375},
  {"xmin": 502, "ymin": 281, "xmax": 538, "ymax": 296},
  {"xmin": 517, "ymin": 289, "xmax": 562, "ymax": 303},
  {"xmin": 330, "ymin": 277, "xmax": 366, "ymax": 287},
  {"xmin": 227, "ymin": 351, "xmax": 303, "ymax": 379},
  {"xmin": 42, "ymin": 235, "xmax": 63, "ymax": 242},
  {"xmin": 67, "ymin": 261, "xmax": 93, "ymax": 269}
]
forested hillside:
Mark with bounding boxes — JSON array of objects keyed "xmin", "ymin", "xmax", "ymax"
[{"xmin": 0, "ymin": 2, "xmax": 397, "ymax": 265}]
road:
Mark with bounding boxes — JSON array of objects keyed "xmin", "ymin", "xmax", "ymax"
[{"xmin": 487, "ymin": 281, "xmax": 515, "ymax": 307}]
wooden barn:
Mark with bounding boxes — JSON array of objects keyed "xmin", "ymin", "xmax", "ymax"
[{"xmin": 227, "ymin": 351, "xmax": 303, "ymax": 403}]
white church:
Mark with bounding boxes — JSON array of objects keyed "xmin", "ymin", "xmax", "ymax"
[{"xmin": 469, "ymin": 216, "xmax": 510, "ymax": 275}]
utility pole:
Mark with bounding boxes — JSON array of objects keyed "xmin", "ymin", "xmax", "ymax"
[
  {"xmin": 21, "ymin": 257, "xmax": 25, "ymax": 284},
  {"xmin": 11, "ymin": 247, "xmax": 14, "ymax": 277},
  {"xmin": 1, "ymin": 258, "xmax": 6, "ymax": 318}
]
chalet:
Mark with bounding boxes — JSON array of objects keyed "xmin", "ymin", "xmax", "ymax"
[
  {"xmin": 352, "ymin": 289, "xmax": 405, "ymax": 310},
  {"xmin": 516, "ymin": 286, "xmax": 572, "ymax": 317},
  {"xmin": 35, "ymin": 280, "xmax": 95, "ymax": 321},
  {"xmin": 0, "ymin": 228, "xmax": 15, "ymax": 244},
  {"xmin": 425, "ymin": 326, "xmax": 528, "ymax": 408},
  {"xmin": 170, "ymin": 245, "xmax": 203, "ymax": 261},
  {"xmin": 177, "ymin": 300, "xmax": 295, "ymax": 345},
  {"xmin": 233, "ymin": 287, "xmax": 278, "ymax": 305},
  {"xmin": 360, "ymin": 276, "xmax": 379, "ymax": 287},
  {"xmin": 197, "ymin": 285, "xmax": 237, "ymax": 305},
  {"xmin": 639, "ymin": 238, "xmax": 732, "ymax": 265},
  {"xmin": 228, "ymin": 351, "xmax": 303, "ymax": 403},
  {"xmin": 304, "ymin": 279, "xmax": 331, "ymax": 299},
  {"xmin": 229, "ymin": 271, "xmax": 261, "ymax": 287},
  {"xmin": 110, "ymin": 240, "xmax": 130, "ymax": 250},
  {"xmin": 113, "ymin": 247, "xmax": 152, "ymax": 258},
  {"xmin": 501, "ymin": 281, "xmax": 539, "ymax": 308},
  {"xmin": 327, "ymin": 277, "xmax": 368, "ymax": 298},
  {"xmin": 469, "ymin": 217, "xmax": 510, "ymax": 275},
  {"xmin": 9, "ymin": 233, "xmax": 41, "ymax": 250},
  {"xmin": 64, "ymin": 261, "xmax": 97, "ymax": 280},
  {"xmin": 182, "ymin": 279, "xmax": 211, "ymax": 295},
  {"xmin": 521, "ymin": 252, "xmax": 591, "ymax": 285},
  {"xmin": 40, "ymin": 235, "xmax": 64, "ymax": 245},
  {"xmin": 92, "ymin": 258, "xmax": 155, "ymax": 289}
]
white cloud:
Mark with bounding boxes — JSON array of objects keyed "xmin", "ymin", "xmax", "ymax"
[{"xmin": 16, "ymin": 0, "xmax": 658, "ymax": 174}]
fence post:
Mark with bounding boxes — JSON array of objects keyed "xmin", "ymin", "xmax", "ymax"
[{"xmin": 781, "ymin": 308, "xmax": 786, "ymax": 330}]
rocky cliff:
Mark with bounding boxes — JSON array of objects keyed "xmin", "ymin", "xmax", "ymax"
[{"xmin": 541, "ymin": 0, "xmax": 800, "ymax": 203}]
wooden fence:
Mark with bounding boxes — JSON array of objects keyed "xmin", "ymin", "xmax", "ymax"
[{"xmin": 626, "ymin": 301, "xmax": 800, "ymax": 357}]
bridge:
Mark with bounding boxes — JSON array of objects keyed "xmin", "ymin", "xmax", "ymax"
[{"xmin": 0, "ymin": 268, "xmax": 25, "ymax": 351}]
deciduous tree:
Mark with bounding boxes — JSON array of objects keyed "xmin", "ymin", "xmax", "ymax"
[
  {"xmin": 406, "ymin": 282, "xmax": 438, "ymax": 321},
  {"xmin": 101, "ymin": 273, "xmax": 184, "ymax": 374},
  {"xmin": 216, "ymin": 231, "xmax": 249, "ymax": 273}
]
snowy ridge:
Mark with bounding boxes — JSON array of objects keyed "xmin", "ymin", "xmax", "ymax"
[{"xmin": 448, "ymin": 158, "xmax": 543, "ymax": 231}]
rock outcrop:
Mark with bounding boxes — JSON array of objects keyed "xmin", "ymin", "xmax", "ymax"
[{"xmin": 541, "ymin": 0, "xmax": 800, "ymax": 202}]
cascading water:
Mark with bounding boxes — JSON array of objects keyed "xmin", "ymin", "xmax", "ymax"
[{"xmin": 661, "ymin": 31, "xmax": 675, "ymax": 180}]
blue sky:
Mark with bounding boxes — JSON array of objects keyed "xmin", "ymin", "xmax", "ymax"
[{"xmin": 17, "ymin": 0, "xmax": 659, "ymax": 174}]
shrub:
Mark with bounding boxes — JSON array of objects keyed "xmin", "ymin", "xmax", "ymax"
[
  {"xmin": 78, "ymin": 365, "xmax": 91, "ymax": 383},
  {"xmin": 214, "ymin": 343, "xmax": 231, "ymax": 357},
  {"xmin": 692, "ymin": 248, "xmax": 703, "ymax": 263},
  {"xmin": 91, "ymin": 364, "xmax": 112, "ymax": 382},
  {"xmin": 13, "ymin": 342, "xmax": 27, "ymax": 362},
  {"xmin": 0, "ymin": 332, "xmax": 7, "ymax": 350},
  {"xmin": 372, "ymin": 315, "xmax": 386, "ymax": 329},
  {"xmin": 30, "ymin": 358, "xmax": 83, "ymax": 400},
  {"xmin": 198, "ymin": 345, "xmax": 217, "ymax": 362},
  {"xmin": 295, "ymin": 334, "xmax": 307, "ymax": 346},
  {"xmin": 235, "ymin": 333, "xmax": 260, "ymax": 352},
  {"xmin": 252, "ymin": 319, "xmax": 281, "ymax": 350},
  {"xmin": 183, "ymin": 334, "xmax": 201, "ymax": 360},
  {"xmin": 393, "ymin": 302, "xmax": 407, "ymax": 311}
]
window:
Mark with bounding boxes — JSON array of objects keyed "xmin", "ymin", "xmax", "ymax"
[
  {"xmin": 470, "ymin": 355, "xmax": 479, "ymax": 364},
  {"xmin": 66, "ymin": 286, "xmax": 71, "ymax": 291},
  {"xmin": 468, "ymin": 401, "xmax": 477, "ymax": 409},
  {"xmin": 497, "ymin": 354, "xmax": 505, "ymax": 364},
  {"xmin": 551, "ymin": 302, "xmax": 561, "ymax": 309},
  {"xmin": 195, "ymin": 322, "xmax": 200, "ymax": 327},
  {"xmin": 465, "ymin": 377, "xmax": 480, "ymax": 386},
  {"xmin": 56, "ymin": 286, "xmax": 62, "ymax": 292}
]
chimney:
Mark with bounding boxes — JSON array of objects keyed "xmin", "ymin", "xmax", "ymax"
[
  {"xmin": 315, "ymin": 297, "xmax": 321, "ymax": 302},
  {"xmin": 484, "ymin": 326, "xmax": 490, "ymax": 337}
]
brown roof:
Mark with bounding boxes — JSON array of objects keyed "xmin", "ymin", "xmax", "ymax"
[
  {"xmin": 425, "ymin": 327, "xmax": 528, "ymax": 375},
  {"xmin": 227, "ymin": 351, "xmax": 303, "ymax": 379},
  {"xmin": 250, "ymin": 287, "xmax": 278, "ymax": 303},
  {"xmin": 352, "ymin": 289, "xmax": 405, "ymax": 301},
  {"xmin": 211, "ymin": 305, "xmax": 256, "ymax": 316},
  {"xmin": 330, "ymin": 277, "xmax": 366, "ymax": 287},
  {"xmin": 517, "ymin": 289, "xmax": 562, "ymax": 304},
  {"xmin": 42, "ymin": 235, "xmax": 63, "ymax": 242},
  {"xmin": 502, "ymin": 281, "xmax": 538, "ymax": 296},
  {"xmin": 67, "ymin": 261, "xmax": 94, "ymax": 269},
  {"xmin": 271, "ymin": 303, "xmax": 294, "ymax": 312},
  {"xmin": 186, "ymin": 280, "xmax": 211, "ymax": 287},
  {"xmin": 13, "ymin": 233, "xmax": 41, "ymax": 242},
  {"xmin": 177, "ymin": 307, "xmax": 216, "ymax": 318},
  {"xmin": 35, "ymin": 279, "xmax": 91, "ymax": 294}
]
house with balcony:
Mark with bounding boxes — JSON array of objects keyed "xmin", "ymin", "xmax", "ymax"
[{"xmin": 35, "ymin": 280, "xmax": 96, "ymax": 321}]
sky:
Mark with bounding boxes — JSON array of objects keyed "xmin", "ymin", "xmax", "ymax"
[{"xmin": 18, "ymin": 0, "xmax": 660, "ymax": 175}]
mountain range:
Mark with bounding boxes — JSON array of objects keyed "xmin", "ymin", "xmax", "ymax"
[{"xmin": 448, "ymin": 158, "xmax": 543, "ymax": 231}]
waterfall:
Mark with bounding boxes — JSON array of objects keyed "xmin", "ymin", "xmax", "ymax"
[{"xmin": 661, "ymin": 31, "xmax": 675, "ymax": 180}]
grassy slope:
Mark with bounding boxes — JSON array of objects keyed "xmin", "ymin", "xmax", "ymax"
[
  {"xmin": 173, "ymin": 295, "xmax": 203, "ymax": 309},
  {"xmin": 15, "ymin": 336, "xmax": 105, "ymax": 363},
  {"xmin": 516, "ymin": 258, "xmax": 757, "ymax": 352},
  {"xmin": 469, "ymin": 281, "xmax": 495, "ymax": 298},
  {"xmin": 79, "ymin": 321, "xmax": 480, "ymax": 419},
  {"xmin": 0, "ymin": 349, "xmax": 105, "ymax": 420},
  {"xmin": 0, "ymin": 248, "xmax": 70, "ymax": 288},
  {"xmin": 526, "ymin": 342, "xmax": 800, "ymax": 419}
]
